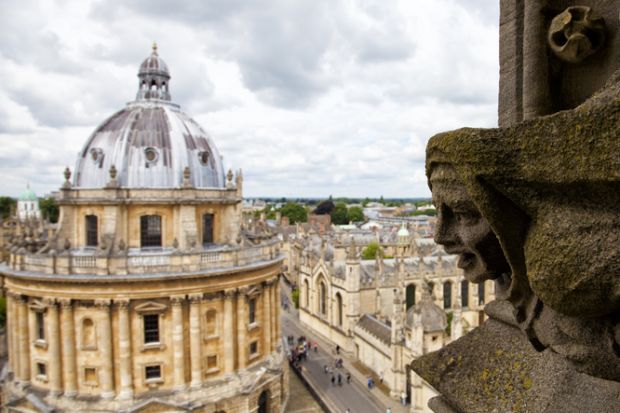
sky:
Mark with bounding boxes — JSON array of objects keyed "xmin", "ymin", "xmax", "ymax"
[{"xmin": 0, "ymin": 0, "xmax": 500, "ymax": 199}]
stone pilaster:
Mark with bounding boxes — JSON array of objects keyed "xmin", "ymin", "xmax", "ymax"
[
  {"xmin": 116, "ymin": 299, "xmax": 133, "ymax": 399},
  {"xmin": 171, "ymin": 295, "xmax": 186, "ymax": 391},
  {"xmin": 16, "ymin": 295, "xmax": 30, "ymax": 383},
  {"xmin": 95, "ymin": 299, "xmax": 114, "ymax": 399},
  {"xmin": 236, "ymin": 287, "xmax": 248, "ymax": 369},
  {"xmin": 263, "ymin": 281, "xmax": 272, "ymax": 354},
  {"xmin": 223, "ymin": 289, "xmax": 235, "ymax": 374},
  {"xmin": 45, "ymin": 298, "xmax": 63, "ymax": 396},
  {"xmin": 273, "ymin": 277, "xmax": 281, "ymax": 350},
  {"xmin": 188, "ymin": 293, "xmax": 203, "ymax": 388},
  {"xmin": 59, "ymin": 298, "xmax": 77, "ymax": 397},
  {"xmin": 6, "ymin": 293, "xmax": 16, "ymax": 376}
]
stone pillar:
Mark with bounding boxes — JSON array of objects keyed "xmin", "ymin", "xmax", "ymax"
[
  {"xmin": 45, "ymin": 298, "xmax": 63, "ymax": 396},
  {"xmin": 236, "ymin": 288, "xmax": 248, "ymax": 369},
  {"xmin": 223, "ymin": 289, "xmax": 235, "ymax": 374},
  {"xmin": 171, "ymin": 296, "xmax": 186, "ymax": 391},
  {"xmin": 188, "ymin": 294, "xmax": 203, "ymax": 388},
  {"xmin": 17, "ymin": 295, "xmax": 30, "ymax": 383},
  {"xmin": 117, "ymin": 299, "xmax": 133, "ymax": 399},
  {"xmin": 263, "ymin": 282, "xmax": 272, "ymax": 354},
  {"xmin": 273, "ymin": 277, "xmax": 281, "ymax": 350},
  {"xmin": 59, "ymin": 299, "xmax": 77, "ymax": 397},
  {"xmin": 6, "ymin": 293, "xmax": 16, "ymax": 376},
  {"xmin": 96, "ymin": 299, "xmax": 114, "ymax": 399}
]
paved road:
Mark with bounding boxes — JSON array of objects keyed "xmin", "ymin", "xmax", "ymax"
[{"xmin": 281, "ymin": 310, "xmax": 386, "ymax": 413}]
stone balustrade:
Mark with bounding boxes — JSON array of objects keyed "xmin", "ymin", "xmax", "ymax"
[{"xmin": 8, "ymin": 239, "xmax": 280, "ymax": 277}]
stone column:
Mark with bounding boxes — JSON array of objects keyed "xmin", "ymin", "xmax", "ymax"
[
  {"xmin": 96, "ymin": 299, "xmax": 114, "ymax": 399},
  {"xmin": 263, "ymin": 282, "xmax": 272, "ymax": 354},
  {"xmin": 236, "ymin": 287, "xmax": 248, "ymax": 369},
  {"xmin": 171, "ymin": 296, "xmax": 186, "ymax": 391},
  {"xmin": 17, "ymin": 295, "xmax": 30, "ymax": 383},
  {"xmin": 188, "ymin": 294, "xmax": 203, "ymax": 388},
  {"xmin": 117, "ymin": 299, "xmax": 133, "ymax": 399},
  {"xmin": 59, "ymin": 299, "xmax": 77, "ymax": 397},
  {"xmin": 273, "ymin": 277, "xmax": 281, "ymax": 350},
  {"xmin": 6, "ymin": 293, "xmax": 16, "ymax": 376},
  {"xmin": 223, "ymin": 289, "xmax": 235, "ymax": 374},
  {"xmin": 45, "ymin": 298, "xmax": 63, "ymax": 396}
]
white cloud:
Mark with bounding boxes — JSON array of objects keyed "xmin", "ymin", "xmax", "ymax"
[{"xmin": 0, "ymin": 0, "xmax": 499, "ymax": 198}]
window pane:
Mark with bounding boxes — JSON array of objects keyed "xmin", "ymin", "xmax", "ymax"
[
  {"xmin": 203, "ymin": 213, "xmax": 214, "ymax": 244},
  {"xmin": 141, "ymin": 215, "xmax": 162, "ymax": 247},
  {"xmin": 145, "ymin": 365, "xmax": 161, "ymax": 379},
  {"xmin": 36, "ymin": 312, "xmax": 45, "ymax": 340},
  {"xmin": 85, "ymin": 215, "xmax": 98, "ymax": 246},
  {"xmin": 249, "ymin": 299, "xmax": 256, "ymax": 324},
  {"xmin": 144, "ymin": 314, "xmax": 160, "ymax": 343},
  {"xmin": 443, "ymin": 282, "xmax": 452, "ymax": 309},
  {"xmin": 461, "ymin": 281, "xmax": 469, "ymax": 308}
]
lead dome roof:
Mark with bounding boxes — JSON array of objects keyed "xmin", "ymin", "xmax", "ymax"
[{"xmin": 73, "ymin": 45, "xmax": 225, "ymax": 189}]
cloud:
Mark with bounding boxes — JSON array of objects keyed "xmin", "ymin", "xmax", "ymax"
[{"xmin": 0, "ymin": 0, "xmax": 500, "ymax": 198}]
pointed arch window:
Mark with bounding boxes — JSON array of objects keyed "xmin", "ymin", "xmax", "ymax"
[
  {"xmin": 335, "ymin": 292, "xmax": 343, "ymax": 326},
  {"xmin": 443, "ymin": 281, "xmax": 452, "ymax": 309}
]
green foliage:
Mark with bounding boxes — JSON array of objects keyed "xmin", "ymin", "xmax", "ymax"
[
  {"xmin": 409, "ymin": 208, "xmax": 437, "ymax": 217},
  {"xmin": 361, "ymin": 242, "xmax": 381, "ymax": 260},
  {"xmin": 279, "ymin": 202, "xmax": 307, "ymax": 224},
  {"xmin": 446, "ymin": 311, "xmax": 454, "ymax": 336},
  {"xmin": 40, "ymin": 197, "xmax": 59, "ymax": 223},
  {"xmin": 330, "ymin": 202, "xmax": 349, "ymax": 225},
  {"xmin": 0, "ymin": 296, "xmax": 6, "ymax": 328},
  {"xmin": 0, "ymin": 196, "xmax": 16, "ymax": 220},
  {"xmin": 291, "ymin": 289, "xmax": 300, "ymax": 309},
  {"xmin": 347, "ymin": 206, "xmax": 365, "ymax": 222},
  {"xmin": 361, "ymin": 197, "xmax": 370, "ymax": 207}
]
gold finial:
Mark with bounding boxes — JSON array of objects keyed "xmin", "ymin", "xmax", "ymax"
[{"xmin": 152, "ymin": 41, "xmax": 158, "ymax": 54}]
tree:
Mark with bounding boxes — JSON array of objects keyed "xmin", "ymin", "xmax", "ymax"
[
  {"xmin": 347, "ymin": 206, "xmax": 365, "ymax": 222},
  {"xmin": 291, "ymin": 288, "xmax": 300, "ymax": 309},
  {"xmin": 362, "ymin": 242, "xmax": 381, "ymax": 259},
  {"xmin": 331, "ymin": 202, "xmax": 349, "ymax": 225},
  {"xmin": 0, "ymin": 196, "xmax": 16, "ymax": 220},
  {"xmin": 361, "ymin": 197, "xmax": 370, "ymax": 207},
  {"xmin": 279, "ymin": 203, "xmax": 307, "ymax": 224},
  {"xmin": 314, "ymin": 199, "xmax": 335, "ymax": 215},
  {"xmin": 39, "ymin": 197, "xmax": 59, "ymax": 223}
]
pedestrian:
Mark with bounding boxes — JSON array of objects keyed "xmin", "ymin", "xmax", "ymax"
[
  {"xmin": 313, "ymin": 342, "xmax": 318, "ymax": 353},
  {"xmin": 367, "ymin": 376, "xmax": 371, "ymax": 389},
  {"xmin": 336, "ymin": 344, "xmax": 340, "ymax": 354},
  {"xmin": 386, "ymin": 407, "xmax": 392, "ymax": 413},
  {"xmin": 324, "ymin": 365, "xmax": 328, "ymax": 374},
  {"xmin": 345, "ymin": 409, "xmax": 351, "ymax": 413},
  {"xmin": 380, "ymin": 371, "xmax": 384, "ymax": 384},
  {"xmin": 331, "ymin": 375, "xmax": 335, "ymax": 386},
  {"xmin": 338, "ymin": 373, "xmax": 342, "ymax": 385},
  {"xmin": 401, "ymin": 391, "xmax": 407, "ymax": 406},
  {"xmin": 346, "ymin": 372, "xmax": 351, "ymax": 384}
]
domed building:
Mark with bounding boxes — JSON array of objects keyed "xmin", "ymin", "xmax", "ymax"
[
  {"xmin": 0, "ymin": 45, "xmax": 286, "ymax": 413},
  {"xmin": 17, "ymin": 184, "xmax": 40, "ymax": 221}
]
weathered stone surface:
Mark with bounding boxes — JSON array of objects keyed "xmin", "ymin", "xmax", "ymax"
[{"xmin": 412, "ymin": 318, "xmax": 620, "ymax": 413}]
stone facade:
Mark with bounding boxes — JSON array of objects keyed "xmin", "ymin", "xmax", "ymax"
[
  {"xmin": 0, "ymin": 47, "xmax": 286, "ymax": 413},
  {"xmin": 290, "ymin": 225, "xmax": 494, "ymax": 412}
]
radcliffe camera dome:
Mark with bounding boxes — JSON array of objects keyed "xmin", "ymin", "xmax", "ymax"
[{"xmin": 73, "ymin": 44, "xmax": 225, "ymax": 189}]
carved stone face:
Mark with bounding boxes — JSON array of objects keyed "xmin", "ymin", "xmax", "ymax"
[{"xmin": 430, "ymin": 166, "xmax": 510, "ymax": 283}]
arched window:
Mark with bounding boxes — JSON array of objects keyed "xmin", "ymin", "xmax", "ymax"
[
  {"xmin": 202, "ymin": 213, "xmax": 214, "ymax": 245},
  {"xmin": 82, "ymin": 318, "xmax": 96, "ymax": 349},
  {"xmin": 478, "ymin": 282, "xmax": 485, "ymax": 306},
  {"xmin": 443, "ymin": 281, "xmax": 452, "ymax": 309},
  {"xmin": 406, "ymin": 284, "xmax": 416, "ymax": 310},
  {"xmin": 303, "ymin": 279, "xmax": 310, "ymax": 308},
  {"xmin": 85, "ymin": 215, "xmax": 98, "ymax": 247},
  {"xmin": 206, "ymin": 309, "xmax": 217, "ymax": 336},
  {"xmin": 258, "ymin": 390, "xmax": 269, "ymax": 413},
  {"xmin": 140, "ymin": 215, "xmax": 162, "ymax": 247},
  {"xmin": 319, "ymin": 281, "xmax": 327, "ymax": 316},
  {"xmin": 461, "ymin": 280, "xmax": 469, "ymax": 308},
  {"xmin": 335, "ymin": 293, "xmax": 343, "ymax": 326}
]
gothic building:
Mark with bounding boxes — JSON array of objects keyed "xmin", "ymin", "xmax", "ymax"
[
  {"xmin": 290, "ymin": 225, "xmax": 493, "ymax": 412},
  {"xmin": 0, "ymin": 45, "xmax": 286, "ymax": 413}
]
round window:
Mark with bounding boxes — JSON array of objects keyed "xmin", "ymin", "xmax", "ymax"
[
  {"xmin": 198, "ymin": 151, "xmax": 210, "ymax": 165},
  {"xmin": 144, "ymin": 147, "xmax": 159, "ymax": 163},
  {"xmin": 89, "ymin": 148, "xmax": 104, "ymax": 165}
]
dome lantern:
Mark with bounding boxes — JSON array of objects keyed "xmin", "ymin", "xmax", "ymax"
[{"xmin": 136, "ymin": 42, "xmax": 171, "ymax": 101}]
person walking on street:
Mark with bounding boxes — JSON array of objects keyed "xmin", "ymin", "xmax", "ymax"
[
  {"xmin": 336, "ymin": 344, "xmax": 340, "ymax": 355},
  {"xmin": 331, "ymin": 375, "xmax": 335, "ymax": 386},
  {"xmin": 338, "ymin": 373, "xmax": 342, "ymax": 386},
  {"xmin": 346, "ymin": 372, "xmax": 351, "ymax": 384},
  {"xmin": 380, "ymin": 371, "xmax": 384, "ymax": 384},
  {"xmin": 401, "ymin": 391, "xmax": 407, "ymax": 406},
  {"xmin": 345, "ymin": 409, "xmax": 351, "ymax": 413},
  {"xmin": 324, "ymin": 365, "xmax": 328, "ymax": 374}
]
